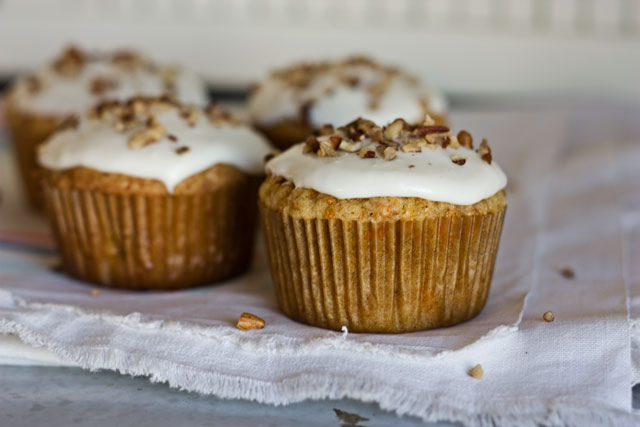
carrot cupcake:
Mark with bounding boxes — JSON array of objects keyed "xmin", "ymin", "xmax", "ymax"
[
  {"xmin": 4, "ymin": 45, "xmax": 208, "ymax": 209},
  {"xmin": 248, "ymin": 57, "xmax": 447, "ymax": 150},
  {"xmin": 38, "ymin": 97, "xmax": 271, "ymax": 290},
  {"xmin": 259, "ymin": 118, "xmax": 506, "ymax": 333}
]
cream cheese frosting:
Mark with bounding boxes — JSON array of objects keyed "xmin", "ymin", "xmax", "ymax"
[
  {"xmin": 12, "ymin": 47, "xmax": 207, "ymax": 116},
  {"xmin": 38, "ymin": 99, "xmax": 272, "ymax": 192},
  {"xmin": 248, "ymin": 57, "xmax": 447, "ymax": 128},
  {"xmin": 266, "ymin": 119, "xmax": 506, "ymax": 206}
]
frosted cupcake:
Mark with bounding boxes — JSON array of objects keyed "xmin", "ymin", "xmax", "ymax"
[
  {"xmin": 4, "ymin": 46, "xmax": 208, "ymax": 209},
  {"xmin": 259, "ymin": 118, "xmax": 506, "ymax": 333},
  {"xmin": 38, "ymin": 97, "xmax": 271, "ymax": 290},
  {"xmin": 248, "ymin": 57, "xmax": 447, "ymax": 150}
]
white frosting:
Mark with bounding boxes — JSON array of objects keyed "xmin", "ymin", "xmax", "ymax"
[
  {"xmin": 38, "ymin": 109, "xmax": 272, "ymax": 192},
  {"xmin": 248, "ymin": 64, "xmax": 447, "ymax": 127},
  {"xmin": 266, "ymin": 142, "xmax": 507, "ymax": 206},
  {"xmin": 13, "ymin": 61, "xmax": 208, "ymax": 116}
]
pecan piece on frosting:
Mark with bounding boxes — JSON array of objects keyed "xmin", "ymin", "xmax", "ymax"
[
  {"xmin": 89, "ymin": 76, "xmax": 118, "ymax": 95},
  {"xmin": 383, "ymin": 118, "xmax": 405, "ymax": 140},
  {"xmin": 358, "ymin": 148, "xmax": 376, "ymax": 159},
  {"xmin": 377, "ymin": 145, "xmax": 397, "ymax": 161},
  {"xmin": 179, "ymin": 106, "xmax": 200, "ymax": 127},
  {"xmin": 451, "ymin": 155, "xmax": 467, "ymax": 166},
  {"xmin": 457, "ymin": 130, "xmax": 473, "ymax": 149},
  {"xmin": 317, "ymin": 140, "xmax": 337, "ymax": 157},
  {"xmin": 400, "ymin": 140, "xmax": 424, "ymax": 153},
  {"xmin": 303, "ymin": 136, "xmax": 320, "ymax": 154},
  {"xmin": 477, "ymin": 139, "xmax": 492, "ymax": 164},
  {"xmin": 52, "ymin": 46, "xmax": 86, "ymax": 76},
  {"xmin": 338, "ymin": 139, "xmax": 361, "ymax": 153},
  {"xmin": 128, "ymin": 123, "xmax": 167, "ymax": 149}
]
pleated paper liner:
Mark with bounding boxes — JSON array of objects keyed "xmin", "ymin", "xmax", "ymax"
[
  {"xmin": 260, "ymin": 203, "xmax": 505, "ymax": 333},
  {"xmin": 4, "ymin": 99, "xmax": 61, "ymax": 210},
  {"xmin": 41, "ymin": 176, "xmax": 261, "ymax": 290}
]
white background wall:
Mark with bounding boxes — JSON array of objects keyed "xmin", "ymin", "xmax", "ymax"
[{"xmin": 0, "ymin": 0, "xmax": 638, "ymax": 101}]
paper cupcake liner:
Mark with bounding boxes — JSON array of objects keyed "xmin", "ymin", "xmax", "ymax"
[
  {"xmin": 4, "ymin": 100, "xmax": 61, "ymax": 210},
  {"xmin": 42, "ymin": 178, "xmax": 261, "ymax": 290},
  {"xmin": 260, "ymin": 203, "xmax": 505, "ymax": 333}
]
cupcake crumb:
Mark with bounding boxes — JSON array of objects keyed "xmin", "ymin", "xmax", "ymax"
[
  {"xmin": 175, "ymin": 146, "xmax": 190, "ymax": 155},
  {"xmin": 409, "ymin": 164, "xmax": 415, "ymax": 168},
  {"xmin": 559, "ymin": 267, "xmax": 575, "ymax": 279},
  {"xmin": 543, "ymin": 311, "xmax": 555, "ymax": 322},
  {"xmin": 167, "ymin": 134, "xmax": 178, "ymax": 142},
  {"xmin": 468, "ymin": 364, "xmax": 484, "ymax": 379},
  {"xmin": 236, "ymin": 312, "xmax": 265, "ymax": 330}
]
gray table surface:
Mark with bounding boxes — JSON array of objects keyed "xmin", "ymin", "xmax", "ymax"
[
  {"xmin": 0, "ymin": 365, "xmax": 459, "ymax": 427},
  {"xmin": 2, "ymin": 365, "xmax": 638, "ymax": 427}
]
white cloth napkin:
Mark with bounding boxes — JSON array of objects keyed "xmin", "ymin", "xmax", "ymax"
[{"xmin": 0, "ymin": 109, "xmax": 638, "ymax": 426}]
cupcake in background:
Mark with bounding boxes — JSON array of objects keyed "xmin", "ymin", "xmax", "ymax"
[
  {"xmin": 4, "ymin": 45, "xmax": 208, "ymax": 209},
  {"xmin": 38, "ymin": 96, "xmax": 271, "ymax": 290},
  {"xmin": 259, "ymin": 118, "xmax": 506, "ymax": 333},
  {"xmin": 248, "ymin": 56, "xmax": 447, "ymax": 150}
]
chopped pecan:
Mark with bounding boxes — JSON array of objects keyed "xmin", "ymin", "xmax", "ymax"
[
  {"xmin": 317, "ymin": 140, "xmax": 337, "ymax": 157},
  {"xmin": 205, "ymin": 103, "xmax": 232, "ymax": 123},
  {"xmin": 236, "ymin": 312, "xmax": 265, "ymax": 330},
  {"xmin": 179, "ymin": 106, "xmax": 200, "ymax": 127},
  {"xmin": 451, "ymin": 156, "xmax": 467, "ymax": 165},
  {"xmin": 128, "ymin": 123, "xmax": 167, "ymax": 149},
  {"xmin": 421, "ymin": 115, "xmax": 436, "ymax": 126},
  {"xmin": 328, "ymin": 135, "xmax": 343, "ymax": 149},
  {"xmin": 111, "ymin": 50, "xmax": 145, "ymax": 71},
  {"xmin": 383, "ymin": 118, "xmax": 405, "ymax": 140},
  {"xmin": 477, "ymin": 139, "xmax": 492, "ymax": 164},
  {"xmin": 413, "ymin": 125, "xmax": 450, "ymax": 137},
  {"xmin": 52, "ymin": 46, "xmax": 86, "ymax": 76},
  {"xmin": 89, "ymin": 76, "xmax": 118, "ymax": 95},
  {"xmin": 380, "ymin": 145, "xmax": 397, "ymax": 161},
  {"xmin": 457, "ymin": 130, "xmax": 473, "ymax": 149},
  {"xmin": 400, "ymin": 140, "xmax": 424, "ymax": 153},
  {"xmin": 358, "ymin": 148, "xmax": 376, "ymax": 158},
  {"xmin": 303, "ymin": 136, "xmax": 320, "ymax": 154},
  {"xmin": 468, "ymin": 364, "xmax": 484, "ymax": 380},
  {"xmin": 338, "ymin": 139, "xmax": 361, "ymax": 153}
]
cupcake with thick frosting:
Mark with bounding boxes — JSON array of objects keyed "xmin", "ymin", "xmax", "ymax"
[
  {"xmin": 4, "ymin": 45, "xmax": 208, "ymax": 209},
  {"xmin": 259, "ymin": 117, "xmax": 506, "ymax": 333},
  {"xmin": 248, "ymin": 57, "xmax": 447, "ymax": 150},
  {"xmin": 39, "ymin": 96, "xmax": 271, "ymax": 290}
]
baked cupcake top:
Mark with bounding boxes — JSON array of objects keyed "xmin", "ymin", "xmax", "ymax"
[
  {"xmin": 266, "ymin": 117, "xmax": 507, "ymax": 206},
  {"xmin": 248, "ymin": 57, "xmax": 446, "ymax": 128},
  {"xmin": 10, "ymin": 46, "xmax": 207, "ymax": 115},
  {"xmin": 38, "ymin": 96, "xmax": 272, "ymax": 192}
]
